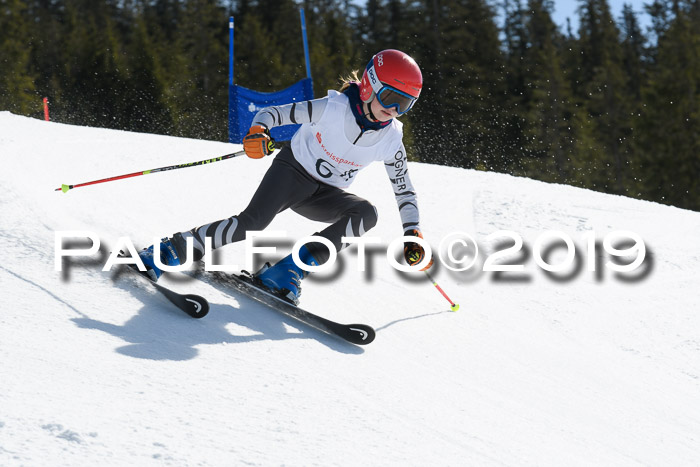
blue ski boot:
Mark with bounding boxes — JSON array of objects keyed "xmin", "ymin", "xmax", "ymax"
[
  {"xmin": 138, "ymin": 237, "xmax": 181, "ymax": 281},
  {"xmin": 257, "ymin": 245, "xmax": 319, "ymax": 305}
]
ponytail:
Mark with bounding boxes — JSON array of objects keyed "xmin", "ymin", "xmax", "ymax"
[{"xmin": 338, "ymin": 70, "xmax": 360, "ymax": 92}]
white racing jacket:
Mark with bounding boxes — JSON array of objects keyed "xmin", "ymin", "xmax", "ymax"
[{"xmin": 252, "ymin": 90, "xmax": 421, "ymax": 232}]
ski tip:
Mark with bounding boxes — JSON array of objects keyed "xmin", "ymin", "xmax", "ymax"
[
  {"xmin": 184, "ymin": 294, "xmax": 209, "ymax": 318},
  {"xmin": 346, "ymin": 325, "xmax": 376, "ymax": 345}
]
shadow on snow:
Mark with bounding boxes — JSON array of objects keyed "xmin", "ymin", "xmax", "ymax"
[{"xmin": 71, "ymin": 270, "xmax": 364, "ymax": 360}]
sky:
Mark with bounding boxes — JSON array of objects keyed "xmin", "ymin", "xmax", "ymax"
[{"xmin": 549, "ymin": 0, "xmax": 652, "ymax": 32}]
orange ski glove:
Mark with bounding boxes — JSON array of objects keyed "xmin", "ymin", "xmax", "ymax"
[
  {"xmin": 403, "ymin": 229, "xmax": 434, "ymax": 271},
  {"xmin": 243, "ymin": 125, "xmax": 275, "ymax": 159}
]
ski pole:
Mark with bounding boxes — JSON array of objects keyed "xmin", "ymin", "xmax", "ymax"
[
  {"xmin": 56, "ymin": 137, "xmax": 281, "ymax": 193},
  {"xmin": 55, "ymin": 148, "xmax": 249, "ymax": 193},
  {"xmin": 424, "ymin": 270, "xmax": 459, "ymax": 311}
]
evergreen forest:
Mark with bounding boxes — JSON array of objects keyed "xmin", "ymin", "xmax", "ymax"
[{"xmin": 1, "ymin": 0, "xmax": 699, "ymax": 210}]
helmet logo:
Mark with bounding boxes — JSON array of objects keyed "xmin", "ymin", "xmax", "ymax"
[
  {"xmin": 368, "ymin": 66, "xmax": 378, "ymax": 85},
  {"xmin": 377, "ymin": 53, "xmax": 384, "ymax": 66}
]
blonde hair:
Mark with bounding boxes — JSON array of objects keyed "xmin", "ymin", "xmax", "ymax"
[{"xmin": 338, "ymin": 70, "xmax": 361, "ymax": 92}]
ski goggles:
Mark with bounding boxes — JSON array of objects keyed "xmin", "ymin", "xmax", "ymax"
[
  {"xmin": 375, "ymin": 86, "xmax": 418, "ymax": 115},
  {"xmin": 366, "ymin": 63, "xmax": 418, "ymax": 115}
]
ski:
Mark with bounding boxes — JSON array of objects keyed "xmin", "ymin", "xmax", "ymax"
[
  {"xmin": 209, "ymin": 271, "xmax": 375, "ymax": 345},
  {"xmin": 119, "ymin": 262, "xmax": 209, "ymax": 319},
  {"xmin": 148, "ymin": 278, "xmax": 209, "ymax": 319}
]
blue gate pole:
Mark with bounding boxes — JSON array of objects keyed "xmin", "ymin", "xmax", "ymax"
[
  {"xmin": 229, "ymin": 16, "xmax": 234, "ymax": 85},
  {"xmin": 228, "ymin": 16, "xmax": 234, "ymax": 142},
  {"xmin": 299, "ymin": 8, "xmax": 312, "ymax": 80}
]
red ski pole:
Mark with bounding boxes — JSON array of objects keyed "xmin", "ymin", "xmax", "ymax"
[
  {"xmin": 424, "ymin": 270, "xmax": 459, "ymax": 311},
  {"xmin": 54, "ymin": 149, "xmax": 247, "ymax": 193}
]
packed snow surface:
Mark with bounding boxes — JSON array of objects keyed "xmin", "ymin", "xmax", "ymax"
[{"xmin": 1, "ymin": 111, "xmax": 699, "ymax": 466}]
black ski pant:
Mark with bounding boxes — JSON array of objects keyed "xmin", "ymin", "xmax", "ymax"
[{"xmin": 172, "ymin": 146, "xmax": 378, "ymax": 265}]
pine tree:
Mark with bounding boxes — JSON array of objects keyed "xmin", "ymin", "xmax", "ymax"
[
  {"xmin": 619, "ymin": 4, "xmax": 648, "ymax": 199},
  {"xmin": 638, "ymin": 0, "xmax": 700, "ymax": 209},
  {"xmin": 25, "ymin": 0, "xmax": 65, "ymax": 118},
  {"xmin": 501, "ymin": 0, "xmax": 529, "ymax": 162},
  {"xmin": 53, "ymin": 0, "xmax": 131, "ymax": 129},
  {"xmin": 410, "ymin": 0, "xmax": 507, "ymax": 170},
  {"xmin": 137, "ymin": 0, "xmax": 188, "ymax": 136},
  {"xmin": 173, "ymin": 0, "xmax": 228, "ymax": 139},
  {"xmin": 233, "ymin": 0, "xmax": 304, "ymax": 92},
  {"xmin": 0, "ymin": 0, "xmax": 37, "ymax": 114},
  {"xmin": 510, "ymin": 0, "xmax": 582, "ymax": 183},
  {"xmin": 575, "ymin": 0, "xmax": 632, "ymax": 194},
  {"xmin": 302, "ymin": 0, "xmax": 358, "ymax": 95},
  {"xmin": 120, "ymin": 3, "xmax": 172, "ymax": 134}
]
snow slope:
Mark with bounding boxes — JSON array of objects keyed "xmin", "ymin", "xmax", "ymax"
[{"xmin": 1, "ymin": 111, "xmax": 699, "ymax": 466}]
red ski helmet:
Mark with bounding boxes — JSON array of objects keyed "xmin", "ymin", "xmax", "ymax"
[{"xmin": 359, "ymin": 49, "xmax": 422, "ymax": 115}]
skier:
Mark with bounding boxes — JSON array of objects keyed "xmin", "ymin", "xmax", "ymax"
[{"xmin": 138, "ymin": 49, "xmax": 433, "ymax": 304}]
